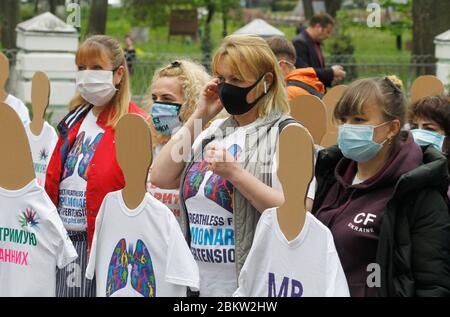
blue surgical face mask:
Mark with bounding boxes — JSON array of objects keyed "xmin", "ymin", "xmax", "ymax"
[
  {"xmin": 150, "ymin": 101, "xmax": 182, "ymax": 136},
  {"xmin": 338, "ymin": 122, "xmax": 390, "ymax": 162},
  {"xmin": 411, "ymin": 129, "xmax": 445, "ymax": 151}
]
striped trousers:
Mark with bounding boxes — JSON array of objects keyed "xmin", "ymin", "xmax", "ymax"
[{"xmin": 56, "ymin": 231, "xmax": 96, "ymax": 297}]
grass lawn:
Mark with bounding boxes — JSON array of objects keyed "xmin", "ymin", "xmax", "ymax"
[
  {"xmin": 91, "ymin": 7, "xmax": 413, "ymax": 61},
  {"xmin": 2, "ymin": 5, "xmax": 418, "ymax": 97}
]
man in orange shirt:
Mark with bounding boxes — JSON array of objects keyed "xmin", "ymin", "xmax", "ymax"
[{"xmin": 267, "ymin": 36, "xmax": 325, "ymax": 101}]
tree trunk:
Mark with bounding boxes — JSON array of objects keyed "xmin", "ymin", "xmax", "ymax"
[
  {"xmin": 222, "ymin": 14, "xmax": 228, "ymax": 38},
  {"xmin": 34, "ymin": 0, "xmax": 40, "ymax": 14},
  {"xmin": 396, "ymin": 34, "xmax": 402, "ymax": 51},
  {"xmin": 222, "ymin": 1, "xmax": 228, "ymax": 38},
  {"xmin": 87, "ymin": 0, "xmax": 109, "ymax": 36},
  {"xmin": 202, "ymin": 0, "xmax": 215, "ymax": 69},
  {"xmin": 413, "ymin": 0, "xmax": 450, "ymax": 75},
  {"xmin": 49, "ymin": 0, "xmax": 56, "ymax": 14},
  {"xmin": 0, "ymin": 0, "xmax": 21, "ymax": 49},
  {"xmin": 325, "ymin": 0, "xmax": 341, "ymax": 18},
  {"xmin": 303, "ymin": 0, "xmax": 314, "ymax": 21}
]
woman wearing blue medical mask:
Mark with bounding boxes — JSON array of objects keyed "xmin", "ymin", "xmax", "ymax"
[
  {"xmin": 311, "ymin": 77, "xmax": 450, "ymax": 297},
  {"xmin": 145, "ymin": 60, "xmax": 212, "ymax": 157},
  {"xmin": 145, "ymin": 60, "xmax": 219, "ymax": 227},
  {"xmin": 408, "ymin": 95, "xmax": 450, "ymax": 199}
]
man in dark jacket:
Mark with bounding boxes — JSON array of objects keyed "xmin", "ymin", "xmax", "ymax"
[{"xmin": 292, "ymin": 13, "xmax": 346, "ymax": 87}]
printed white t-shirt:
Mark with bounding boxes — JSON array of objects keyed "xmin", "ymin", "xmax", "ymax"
[
  {"xmin": 58, "ymin": 110, "xmax": 104, "ymax": 231},
  {"xmin": 24, "ymin": 122, "xmax": 58, "ymax": 187},
  {"xmin": 147, "ymin": 168, "xmax": 182, "ymax": 227},
  {"xmin": 4, "ymin": 94, "xmax": 31, "ymax": 125},
  {"xmin": 86, "ymin": 191, "xmax": 199, "ymax": 297},
  {"xmin": 0, "ymin": 179, "xmax": 78, "ymax": 297},
  {"xmin": 183, "ymin": 118, "xmax": 281, "ymax": 297},
  {"xmin": 233, "ymin": 209, "xmax": 350, "ymax": 297}
]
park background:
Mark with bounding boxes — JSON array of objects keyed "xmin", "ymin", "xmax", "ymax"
[{"xmin": 1, "ymin": 0, "xmax": 449, "ymax": 124}]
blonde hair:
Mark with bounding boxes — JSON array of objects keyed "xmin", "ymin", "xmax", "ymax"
[
  {"xmin": 70, "ymin": 35, "xmax": 130, "ymax": 127},
  {"xmin": 211, "ymin": 34, "xmax": 290, "ymax": 117},
  {"xmin": 386, "ymin": 75, "xmax": 404, "ymax": 91},
  {"xmin": 144, "ymin": 59, "xmax": 211, "ymax": 145}
]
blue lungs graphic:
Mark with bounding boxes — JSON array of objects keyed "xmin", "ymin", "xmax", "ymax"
[
  {"xmin": 61, "ymin": 131, "xmax": 103, "ymax": 181},
  {"xmin": 106, "ymin": 238, "xmax": 156, "ymax": 297}
]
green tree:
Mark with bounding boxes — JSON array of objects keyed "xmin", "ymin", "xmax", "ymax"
[
  {"xmin": 123, "ymin": 0, "xmax": 240, "ymax": 65},
  {"xmin": 412, "ymin": 0, "xmax": 450, "ymax": 75},
  {"xmin": 380, "ymin": 0, "xmax": 412, "ymax": 51}
]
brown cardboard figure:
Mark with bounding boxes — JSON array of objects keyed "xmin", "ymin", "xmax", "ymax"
[
  {"xmin": 30, "ymin": 71, "xmax": 51, "ymax": 136},
  {"xmin": 290, "ymin": 94, "xmax": 327, "ymax": 145},
  {"xmin": 410, "ymin": 75, "xmax": 445, "ymax": 104},
  {"xmin": 0, "ymin": 103, "xmax": 35, "ymax": 190},
  {"xmin": 277, "ymin": 125, "xmax": 314, "ymax": 241},
  {"xmin": 115, "ymin": 114, "xmax": 153, "ymax": 210},
  {"xmin": 0, "ymin": 53, "xmax": 9, "ymax": 102},
  {"xmin": 320, "ymin": 85, "xmax": 347, "ymax": 148}
]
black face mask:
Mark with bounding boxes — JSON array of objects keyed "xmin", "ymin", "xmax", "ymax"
[{"xmin": 217, "ymin": 74, "xmax": 270, "ymax": 115}]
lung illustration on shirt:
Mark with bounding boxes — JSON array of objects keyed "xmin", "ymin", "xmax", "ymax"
[
  {"xmin": 183, "ymin": 144, "xmax": 242, "ymax": 213},
  {"xmin": 106, "ymin": 238, "xmax": 156, "ymax": 297},
  {"xmin": 61, "ymin": 131, "xmax": 103, "ymax": 181}
]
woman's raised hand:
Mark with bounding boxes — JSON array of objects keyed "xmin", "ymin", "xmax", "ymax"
[{"xmin": 196, "ymin": 79, "xmax": 224, "ymax": 123}]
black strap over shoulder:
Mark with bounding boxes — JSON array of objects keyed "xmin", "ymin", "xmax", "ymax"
[
  {"xmin": 278, "ymin": 118, "xmax": 300, "ymax": 134},
  {"xmin": 287, "ymin": 80, "xmax": 324, "ymax": 99}
]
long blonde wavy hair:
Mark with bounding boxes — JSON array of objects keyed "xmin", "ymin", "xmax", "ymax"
[
  {"xmin": 70, "ymin": 35, "xmax": 130, "ymax": 127},
  {"xmin": 144, "ymin": 59, "xmax": 211, "ymax": 145}
]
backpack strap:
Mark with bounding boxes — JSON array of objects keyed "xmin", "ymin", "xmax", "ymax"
[
  {"xmin": 287, "ymin": 80, "xmax": 324, "ymax": 99},
  {"xmin": 278, "ymin": 118, "xmax": 301, "ymax": 134}
]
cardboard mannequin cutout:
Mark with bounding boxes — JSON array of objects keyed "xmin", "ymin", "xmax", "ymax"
[
  {"xmin": 290, "ymin": 94, "xmax": 327, "ymax": 145},
  {"xmin": 410, "ymin": 75, "xmax": 444, "ymax": 104},
  {"xmin": 0, "ymin": 103, "xmax": 35, "ymax": 190},
  {"xmin": 277, "ymin": 125, "xmax": 314, "ymax": 241},
  {"xmin": 115, "ymin": 114, "xmax": 153, "ymax": 210},
  {"xmin": 320, "ymin": 85, "xmax": 347, "ymax": 148},
  {"xmin": 30, "ymin": 71, "xmax": 51, "ymax": 136},
  {"xmin": 0, "ymin": 53, "xmax": 9, "ymax": 103}
]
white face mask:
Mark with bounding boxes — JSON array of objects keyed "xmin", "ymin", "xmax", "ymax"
[{"xmin": 76, "ymin": 70, "xmax": 118, "ymax": 107}]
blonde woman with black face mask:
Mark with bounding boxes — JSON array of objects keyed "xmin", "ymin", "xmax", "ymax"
[
  {"xmin": 151, "ymin": 35, "xmax": 303, "ymax": 297},
  {"xmin": 45, "ymin": 35, "xmax": 149, "ymax": 297}
]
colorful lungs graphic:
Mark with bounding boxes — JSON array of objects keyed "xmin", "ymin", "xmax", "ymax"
[
  {"xmin": 183, "ymin": 158, "xmax": 209, "ymax": 200},
  {"xmin": 62, "ymin": 131, "xmax": 85, "ymax": 180},
  {"xmin": 204, "ymin": 144, "xmax": 242, "ymax": 213},
  {"xmin": 183, "ymin": 144, "xmax": 242, "ymax": 213},
  {"xmin": 130, "ymin": 240, "xmax": 156, "ymax": 297},
  {"xmin": 106, "ymin": 239, "xmax": 156, "ymax": 297},
  {"xmin": 78, "ymin": 133, "xmax": 103, "ymax": 180},
  {"xmin": 61, "ymin": 131, "xmax": 103, "ymax": 181}
]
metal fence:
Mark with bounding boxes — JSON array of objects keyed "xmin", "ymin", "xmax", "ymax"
[
  {"xmin": 3, "ymin": 48, "xmax": 438, "ymax": 105},
  {"xmin": 130, "ymin": 54, "xmax": 437, "ymax": 103},
  {"xmin": 325, "ymin": 54, "xmax": 437, "ymax": 94}
]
